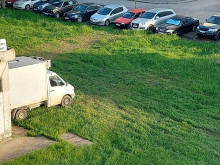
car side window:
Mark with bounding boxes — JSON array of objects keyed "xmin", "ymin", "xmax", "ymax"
[
  {"xmin": 70, "ymin": 0, "xmax": 76, "ymax": 4},
  {"xmin": 182, "ymin": 19, "xmax": 187, "ymax": 25},
  {"xmin": 87, "ymin": 6, "xmax": 93, "ymax": 11},
  {"xmin": 111, "ymin": 8, "xmax": 117, "ymax": 15},
  {"xmin": 156, "ymin": 12, "xmax": 162, "ymax": 18},
  {"xmin": 117, "ymin": 7, "xmax": 123, "ymax": 13},
  {"xmin": 134, "ymin": 13, "xmax": 141, "ymax": 19},
  {"xmin": 63, "ymin": 1, "xmax": 69, "ymax": 7},
  {"xmin": 69, "ymin": 1, "xmax": 73, "ymax": 5},
  {"xmin": 50, "ymin": 76, "xmax": 65, "ymax": 87}
]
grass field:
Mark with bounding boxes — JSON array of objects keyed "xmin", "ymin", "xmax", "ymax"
[{"xmin": 1, "ymin": 8, "xmax": 220, "ymax": 165}]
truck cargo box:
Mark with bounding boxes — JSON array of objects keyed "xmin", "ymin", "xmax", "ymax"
[{"xmin": 8, "ymin": 57, "xmax": 49, "ymax": 110}]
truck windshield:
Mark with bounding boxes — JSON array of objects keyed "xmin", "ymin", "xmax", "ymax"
[
  {"xmin": 166, "ymin": 18, "xmax": 181, "ymax": 26},
  {"xmin": 97, "ymin": 7, "xmax": 112, "ymax": 15},
  {"xmin": 140, "ymin": 12, "xmax": 156, "ymax": 19},
  {"xmin": 207, "ymin": 16, "xmax": 220, "ymax": 25}
]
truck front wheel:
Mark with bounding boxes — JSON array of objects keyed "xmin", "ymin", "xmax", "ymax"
[
  {"xmin": 61, "ymin": 95, "xmax": 72, "ymax": 107},
  {"xmin": 15, "ymin": 109, "xmax": 27, "ymax": 120}
]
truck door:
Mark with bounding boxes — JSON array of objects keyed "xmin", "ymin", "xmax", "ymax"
[{"xmin": 49, "ymin": 75, "xmax": 66, "ymax": 106}]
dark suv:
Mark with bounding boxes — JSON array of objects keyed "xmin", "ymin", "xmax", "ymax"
[
  {"xmin": 63, "ymin": 3, "xmax": 102, "ymax": 22},
  {"xmin": 197, "ymin": 14, "xmax": 220, "ymax": 40},
  {"xmin": 42, "ymin": 0, "xmax": 78, "ymax": 18}
]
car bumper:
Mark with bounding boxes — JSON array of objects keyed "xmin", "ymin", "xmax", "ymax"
[
  {"xmin": 33, "ymin": 7, "xmax": 41, "ymax": 12},
  {"xmin": 42, "ymin": 12, "xmax": 54, "ymax": 16},
  {"xmin": 197, "ymin": 30, "xmax": 216, "ymax": 37},
  {"xmin": 13, "ymin": 5, "xmax": 25, "ymax": 9},
  {"xmin": 90, "ymin": 20, "xmax": 105, "ymax": 26},
  {"xmin": 131, "ymin": 25, "xmax": 147, "ymax": 30},
  {"xmin": 115, "ymin": 23, "xmax": 129, "ymax": 28}
]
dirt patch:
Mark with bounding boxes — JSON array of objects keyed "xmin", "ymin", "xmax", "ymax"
[{"xmin": 61, "ymin": 133, "xmax": 93, "ymax": 146}]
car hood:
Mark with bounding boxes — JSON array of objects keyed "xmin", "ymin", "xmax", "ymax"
[
  {"xmin": 65, "ymin": 9, "xmax": 81, "ymax": 15},
  {"xmin": 91, "ymin": 13, "xmax": 107, "ymax": 20},
  {"xmin": 44, "ymin": 5, "xmax": 60, "ymax": 11},
  {"xmin": 131, "ymin": 18, "xmax": 152, "ymax": 24},
  {"xmin": 115, "ymin": 17, "xmax": 132, "ymax": 24},
  {"xmin": 159, "ymin": 23, "xmax": 179, "ymax": 31},
  {"xmin": 33, "ymin": 2, "xmax": 47, "ymax": 6}
]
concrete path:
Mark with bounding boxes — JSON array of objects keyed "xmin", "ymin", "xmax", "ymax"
[{"xmin": 0, "ymin": 126, "xmax": 93, "ymax": 163}]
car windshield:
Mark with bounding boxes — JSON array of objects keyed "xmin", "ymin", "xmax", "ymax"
[
  {"xmin": 207, "ymin": 16, "xmax": 220, "ymax": 25},
  {"xmin": 74, "ymin": 4, "xmax": 88, "ymax": 12},
  {"xmin": 166, "ymin": 18, "xmax": 181, "ymax": 26},
  {"xmin": 140, "ymin": 12, "xmax": 156, "ymax": 19},
  {"xmin": 49, "ymin": 0, "xmax": 55, "ymax": 3},
  {"xmin": 97, "ymin": 7, "xmax": 112, "ymax": 15},
  {"xmin": 40, "ymin": 0, "xmax": 48, "ymax": 2},
  {"xmin": 122, "ymin": 12, "xmax": 135, "ymax": 19},
  {"xmin": 52, "ymin": 0, "xmax": 63, "ymax": 7}
]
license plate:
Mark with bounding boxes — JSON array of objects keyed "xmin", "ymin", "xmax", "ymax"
[
  {"xmin": 133, "ymin": 25, "xmax": 138, "ymax": 28},
  {"xmin": 33, "ymin": 8, "xmax": 37, "ymax": 10},
  {"xmin": 65, "ymin": 17, "xmax": 69, "ymax": 20},
  {"xmin": 116, "ymin": 23, "xmax": 120, "ymax": 26},
  {"xmin": 45, "ymin": 13, "xmax": 49, "ymax": 15},
  {"xmin": 199, "ymin": 30, "xmax": 205, "ymax": 33}
]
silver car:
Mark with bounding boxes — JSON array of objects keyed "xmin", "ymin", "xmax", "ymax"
[
  {"xmin": 131, "ymin": 8, "xmax": 176, "ymax": 31},
  {"xmin": 90, "ymin": 4, "xmax": 128, "ymax": 26}
]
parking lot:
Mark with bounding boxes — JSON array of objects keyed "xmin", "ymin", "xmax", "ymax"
[{"xmin": 80, "ymin": 0, "xmax": 220, "ymax": 43}]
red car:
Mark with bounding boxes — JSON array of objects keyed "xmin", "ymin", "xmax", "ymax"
[
  {"xmin": 115, "ymin": 9, "xmax": 146, "ymax": 29},
  {"xmin": 6, "ymin": 0, "xmax": 18, "ymax": 7}
]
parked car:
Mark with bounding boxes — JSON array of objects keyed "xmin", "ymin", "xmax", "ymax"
[
  {"xmin": 114, "ymin": 8, "xmax": 146, "ymax": 29},
  {"xmin": 63, "ymin": 3, "xmax": 102, "ymax": 22},
  {"xmin": 13, "ymin": 0, "xmax": 40, "ymax": 10},
  {"xmin": 90, "ymin": 4, "xmax": 128, "ymax": 26},
  {"xmin": 5, "ymin": 0, "xmax": 18, "ymax": 7},
  {"xmin": 197, "ymin": 13, "xmax": 220, "ymax": 40},
  {"xmin": 131, "ymin": 8, "xmax": 176, "ymax": 31},
  {"xmin": 42, "ymin": 0, "xmax": 78, "ymax": 18},
  {"xmin": 33, "ymin": 0, "xmax": 51, "ymax": 13},
  {"xmin": 156, "ymin": 15, "xmax": 199, "ymax": 35}
]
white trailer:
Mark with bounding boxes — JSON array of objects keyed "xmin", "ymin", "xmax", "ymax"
[{"xmin": 8, "ymin": 56, "xmax": 75, "ymax": 120}]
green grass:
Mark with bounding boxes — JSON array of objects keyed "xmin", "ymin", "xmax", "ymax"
[{"xmin": 1, "ymin": 8, "xmax": 220, "ymax": 165}]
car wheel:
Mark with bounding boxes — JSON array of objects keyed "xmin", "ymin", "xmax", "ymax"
[
  {"xmin": 54, "ymin": 12, "xmax": 60, "ymax": 18},
  {"xmin": 61, "ymin": 95, "xmax": 72, "ymax": 107},
  {"xmin": 77, "ymin": 16, "xmax": 83, "ymax": 23},
  {"xmin": 105, "ymin": 19, "xmax": 110, "ymax": 26},
  {"xmin": 147, "ymin": 25, "xmax": 154, "ymax": 32},
  {"xmin": 15, "ymin": 109, "xmax": 27, "ymax": 120},
  {"xmin": 25, "ymin": 4, "xmax": 30, "ymax": 11},
  {"xmin": 214, "ymin": 31, "xmax": 220, "ymax": 41},
  {"xmin": 173, "ymin": 31, "xmax": 178, "ymax": 35},
  {"xmin": 192, "ymin": 25, "xmax": 197, "ymax": 32}
]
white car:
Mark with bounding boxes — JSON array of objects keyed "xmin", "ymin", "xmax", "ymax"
[
  {"xmin": 90, "ymin": 4, "xmax": 128, "ymax": 26},
  {"xmin": 131, "ymin": 8, "xmax": 176, "ymax": 31},
  {"xmin": 13, "ymin": 0, "xmax": 40, "ymax": 10}
]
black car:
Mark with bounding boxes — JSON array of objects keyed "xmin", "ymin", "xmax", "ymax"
[
  {"xmin": 42, "ymin": 0, "xmax": 78, "ymax": 18},
  {"xmin": 156, "ymin": 15, "xmax": 199, "ymax": 35},
  {"xmin": 197, "ymin": 14, "xmax": 220, "ymax": 40},
  {"xmin": 63, "ymin": 3, "xmax": 102, "ymax": 22},
  {"xmin": 33, "ymin": 0, "xmax": 50, "ymax": 13}
]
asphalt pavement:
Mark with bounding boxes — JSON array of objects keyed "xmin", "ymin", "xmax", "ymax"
[{"xmin": 80, "ymin": 0, "xmax": 220, "ymax": 22}]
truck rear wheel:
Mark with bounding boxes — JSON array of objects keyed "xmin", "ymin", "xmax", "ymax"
[
  {"xmin": 61, "ymin": 95, "xmax": 72, "ymax": 107},
  {"xmin": 15, "ymin": 109, "xmax": 27, "ymax": 120}
]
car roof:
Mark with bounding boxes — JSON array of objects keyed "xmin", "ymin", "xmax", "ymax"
[
  {"xmin": 214, "ymin": 13, "xmax": 220, "ymax": 17},
  {"xmin": 170, "ymin": 15, "xmax": 188, "ymax": 20},
  {"xmin": 148, "ymin": 8, "xmax": 174, "ymax": 13},
  {"xmin": 81, "ymin": 3, "xmax": 96, "ymax": 6},
  {"xmin": 104, "ymin": 4, "xmax": 124, "ymax": 9},
  {"xmin": 129, "ymin": 8, "xmax": 146, "ymax": 13}
]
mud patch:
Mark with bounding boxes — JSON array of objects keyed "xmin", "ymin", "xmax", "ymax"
[{"xmin": 61, "ymin": 133, "xmax": 93, "ymax": 146}]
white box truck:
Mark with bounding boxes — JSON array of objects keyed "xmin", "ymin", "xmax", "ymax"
[{"xmin": 8, "ymin": 56, "xmax": 75, "ymax": 120}]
